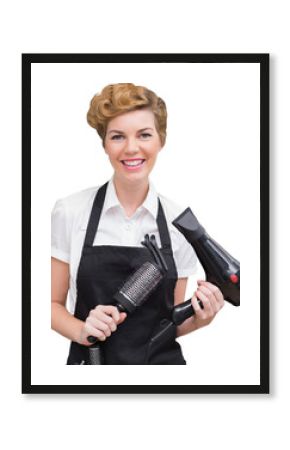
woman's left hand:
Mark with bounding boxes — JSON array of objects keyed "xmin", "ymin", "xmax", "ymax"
[{"xmin": 191, "ymin": 280, "xmax": 225, "ymax": 330}]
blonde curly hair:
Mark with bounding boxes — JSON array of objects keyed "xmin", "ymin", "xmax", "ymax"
[{"xmin": 87, "ymin": 83, "xmax": 167, "ymax": 147}]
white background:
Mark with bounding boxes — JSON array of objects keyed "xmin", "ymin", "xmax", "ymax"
[
  {"xmin": 1, "ymin": 0, "xmax": 287, "ymax": 449},
  {"xmin": 31, "ymin": 61, "xmax": 259, "ymax": 386}
]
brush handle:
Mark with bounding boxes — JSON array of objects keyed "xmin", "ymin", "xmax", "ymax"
[
  {"xmin": 87, "ymin": 303, "xmax": 125, "ymax": 345},
  {"xmin": 88, "ymin": 345, "xmax": 103, "ymax": 365}
]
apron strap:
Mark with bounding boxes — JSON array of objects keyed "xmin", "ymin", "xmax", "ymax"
[
  {"xmin": 83, "ymin": 182, "xmax": 108, "ymax": 247},
  {"xmin": 156, "ymin": 198, "xmax": 173, "ymax": 251}
]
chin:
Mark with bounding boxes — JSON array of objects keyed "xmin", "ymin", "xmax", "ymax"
[{"xmin": 118, "ymin": 171, "xmax": 150, "ymax": 185}]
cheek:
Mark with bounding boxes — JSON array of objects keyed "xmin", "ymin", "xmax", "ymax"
[
  {"xmin": 148, "ymin": 146, "xmax": 161, "ymax": 160},
  {"xmin": 105, "ymin": 144, "xmax": 119, "ymax": 158},
  {"xmin": 145, "ymin": 141, "xmax": 161, "ymax": 154},
  {"xmin": 146, "ymin": 153, "xmax": 159, "ymax": 168}
]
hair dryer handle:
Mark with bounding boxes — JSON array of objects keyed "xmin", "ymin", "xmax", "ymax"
[{"xmin": 172, "ymin": 298, "xmax": 203, "ymax": 325}]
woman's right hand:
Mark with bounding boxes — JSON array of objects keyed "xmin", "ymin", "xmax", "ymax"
[{"xmin": 78, "ymin": 305, "xmax": 127, "ymax": 346}]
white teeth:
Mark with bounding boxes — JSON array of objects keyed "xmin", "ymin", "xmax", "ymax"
[{"xmin": 123, "ymin": 159, "xmax": 144, "ymax": 166}]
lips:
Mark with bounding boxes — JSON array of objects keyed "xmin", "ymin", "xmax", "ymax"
[{"xmin": 121, "ymin": 159, "xmax": 145, "ymax": 167}]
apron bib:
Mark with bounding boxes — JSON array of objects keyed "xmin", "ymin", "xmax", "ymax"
[{"xmin": 67, "ymin": 182, "xmax": 186, "ymax": 365}]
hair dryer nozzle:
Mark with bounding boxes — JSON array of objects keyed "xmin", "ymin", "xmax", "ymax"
[
  {"xmin": 172, "ymin": 208, "xmax": 205, "ymax": 240},
  {"xmin": 173, "ymin": 208, "xmax": 240, "ymax": 307}
]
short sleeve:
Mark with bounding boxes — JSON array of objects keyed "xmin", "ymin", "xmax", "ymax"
[
  {"xmin": 158, "ymin": 192, "xmax": 201, "ymax": 279},
  {"xmin": 173, "ymin": 230, "xmax": 199, "ymax": 278},
  {"xmin": 51, "ymin": 199, "xmax": 71, "ymax": 263}
]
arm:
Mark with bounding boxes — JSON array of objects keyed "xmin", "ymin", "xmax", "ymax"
[
  {"xmin": 174, "ymin": 278, "xmax": 225, "ymax": 338},
  {"xmin": 51, "ymin": 257, "xmax": 126, "ymax": 346},
  {"xmin": 174, "ymin": 278, "xmax": 197, "ymax": 338},
  {"xmin": 51, "ymin": 257, "xmax": 88, "ymax": 345}
]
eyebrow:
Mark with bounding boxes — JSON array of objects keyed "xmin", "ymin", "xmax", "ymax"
[{"xmin": 107, "ymin": 127, "xmax": 154, "ymax": 134}]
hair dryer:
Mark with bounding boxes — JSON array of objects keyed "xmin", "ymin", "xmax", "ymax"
[
  {"xmin": 147, "ymin": 209, "xmax": 241, "ymax": 348},
  {"xmin": 172, "ymin": 207, "xmax": 240, "ymax": 307}
]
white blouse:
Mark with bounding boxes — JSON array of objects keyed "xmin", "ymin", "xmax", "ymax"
[{"xmin": 51, "ymin": 178, "xmax": 199, "ymax": 313}]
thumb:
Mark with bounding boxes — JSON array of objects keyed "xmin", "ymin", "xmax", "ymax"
[{"xmin": 117, "ymin": 312, "xmax": 127, "ymax": 324}]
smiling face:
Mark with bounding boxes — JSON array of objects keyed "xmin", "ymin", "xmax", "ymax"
[{"xmin": 104, "ymin": 108, "xmax": 163, "ymax": 187}]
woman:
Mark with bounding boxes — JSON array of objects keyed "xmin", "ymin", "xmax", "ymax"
[{"xmin": 51, "ymin": 83, "xmax": 224, "ymax": 365}]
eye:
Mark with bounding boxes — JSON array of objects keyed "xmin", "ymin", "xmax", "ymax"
[
  {"xmin": 111, "ymin": 134, "xmax": 124, "ymax": 140},
  {"xmin": 140, "ymin": 133, "xmax": 152, "ymax": 139}
]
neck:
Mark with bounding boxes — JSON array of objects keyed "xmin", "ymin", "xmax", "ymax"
[{"xmin": 113, "ymin": 175, "xmax": 149, "ymax": 218}]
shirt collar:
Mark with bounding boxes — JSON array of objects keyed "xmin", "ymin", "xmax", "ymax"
[
  {"xmin": 103, "ymin": 177, "xmax": 159, "ymax": 219},
  {"xmin": 103, "ymin": 178, "xmax": 120, "ymax": 212}
]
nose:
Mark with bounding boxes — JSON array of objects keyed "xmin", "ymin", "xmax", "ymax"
[{"xmin": 125, "ymin": 138, "xmax": 139, "ymax": 154}]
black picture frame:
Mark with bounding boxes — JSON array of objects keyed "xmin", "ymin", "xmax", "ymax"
[{"xmin": 22, "ymin": 53, "xmax": 269, "ymax": 394}]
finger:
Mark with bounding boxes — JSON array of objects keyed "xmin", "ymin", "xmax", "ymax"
[
  {"xmin": 103, "ymin": 305, "xmax": 121, "ymax": 323},
  {"xmin": 94, "ymin": 319, "xmax": 112, "ymax": 337},
  {"xmin": 85, "ymin": 323, "xmax": 106, "ymax": 341},
  {"xmin": 94, "ymin": 305, "xmax": 120, "ymax": 324},
  {"xmin": 196, "ymin": 285, "xmax": 220, "ymax": 313},
  {"xmin": 87, "ymin": 317, "xmax": 112, "ymax": 337},
  {"xmin": 191, "ymin": 294, "xmax": 204, "ymax": 317},
  {"xmin": 91, "ymin": 310, "xmax": 118, "ymax": 331},
  {"xmin": 117, "ymin": 312, "xmax": 127, "ymax": 325},
  {"xmin": 198, "ymin": 281, "xmax": 224, "ymax": 308},
  {"xmin": 195, "ymin": 288, "xmax": 214, "ymax": 318}
]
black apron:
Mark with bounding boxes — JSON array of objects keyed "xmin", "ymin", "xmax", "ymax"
[{"xmin": 67, "ymin": 182, "xmax": 186, "ymax": 365}]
